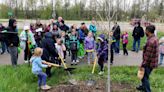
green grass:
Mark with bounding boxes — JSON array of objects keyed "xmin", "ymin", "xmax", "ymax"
[
  {"xmin": 111, "ymin": 66, "xmax": 164, "ymax": 92},
  {"xmin": 0, "ymin": 64, "xmax": 107, "ymax": 92}
]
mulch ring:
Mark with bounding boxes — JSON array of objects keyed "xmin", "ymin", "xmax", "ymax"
[{"xmin": 42, "ymin": 80, "xmax": 135, "ymax": 92}]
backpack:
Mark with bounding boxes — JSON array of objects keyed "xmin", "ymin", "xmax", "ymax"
[{"xmin": 70, "ymin": 40, "xmax": 78, "ymax": 50}]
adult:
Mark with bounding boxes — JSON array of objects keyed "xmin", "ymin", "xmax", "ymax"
[
  {"xmin": 49, "ymin": 18, "xmax": 55, "ymax": 32},
  {"xmin": 132, "ymin": 22, "xmax": 144, "ymax": 52},
  {"xmin": 35, "ymin": 19, "xmax": 43, "ymax": 29},
  {"xmin": 89, "ymin": 19, "xmax": 97, "ymax": 36},
  {"xmin": 41, "ymin": 32, "xmax": 58, "ymax": 77},
  {"xmin": 51, "ymin": 23, "xmax": 60, "ymax": 40},
  {"xmin": 77, "ymin": 23, "xmax": 87, "ymax": 58},
  {"xmin": 59, "ymin": 20, "xmax": 69, "ymax": 33},
  {"xmin": 6, "ymin": 19, "xmax": 19, "ymax": 66},
  {"xmin": 112, "ymin": 22, "xmax": 121, "ymax": 54},
  {"xmin": 20, "ymin": 26, "xmax": 36, "ymax": 63},
  {"xmin": 136, "ymin": 25, "xmax": 159, "ymax": 92},
  {"xmin": 56, "ymin": 16, "xmax": 63, "ymax": 27},
  {"xmin": 30, "ymin": 23, "xmax": 36, "ymax": 33},
  {"xmin": 0, "ymin": 23, "xmax": 8, "ymax": 54}
]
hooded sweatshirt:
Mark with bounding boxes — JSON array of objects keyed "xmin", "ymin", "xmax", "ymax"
[
  {"xmin": 41, "ymin": 32, "xmax": 58, "ymax": 61},
  {"xmin": 6, "ymin": 19, "xmax": 19, "ymax": 47}
]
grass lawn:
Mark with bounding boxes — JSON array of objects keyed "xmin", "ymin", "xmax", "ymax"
[
  {"xmin": 0, "ymin": 64, "xmax": 107, "ymax": 92},
  {"xmin": 111, "ymin": 66, "xmax": 164, "ymax": 92}
]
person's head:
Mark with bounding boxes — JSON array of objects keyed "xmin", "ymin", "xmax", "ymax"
[
  {"xmin": 58, "ymin": 17, "xmax": 63, "ymax": 22},
  {"xmin": 71, "ymin": 24, "xmax": 77, "ymax": 29},
  {"xmin": 60, "ymin": 20, "xmax": 64, "ymax": 26},
  {"xmin": 9, "ymin": 18, "xmax": 17, "ymax": 29},
  {"xmin": 123, "ymin": 31, "xmax": 128, "ymax": 35},
  {"xmin": 53, "ymin": 24, "xmax": 58, "ymax": 30},
  {"xmin": 136, "ymin": 22, "xmax": 141, "ymax": 27},
  {"xmin": 91, "ymin": 19, "xmax": 96, "ymax": 25},
  {"xmin": 145, "ymin": 25, "xmax": 155, "ymax": 37},
  {"xmin": 109, "ymin": 31, "xmax": 113, "ymax": 36},
  {"xmin": 71, "ymin": 29, "xmax": 76, "ymax": 35},
  {"xmin": 23, "ymin": 26, "xmax": 30, "ymax": 32},
  {"xmin": 33, "ymin": 47, "xmax": 43, "ymax": 57},
  {"xmin": 81, "ymin": 22, "xmax": 85, "ymax": 28},
  {"xmin": 97, "ymin": 34, "xmax": 105, "ymax": 42},
  {"xmin": 56, "ymin": 38, "xmax": 62, "ymax": 45},
  {"xmin": 88, "ymin": 32, "xmax": 93, "ymax": 38},
  {"xmin": 61, "ymin": 31, "xmax": 66, "ymax": 37},
  {"xmin": 50, "ymin": 18, "xmax": 54, "ymax": 24}
]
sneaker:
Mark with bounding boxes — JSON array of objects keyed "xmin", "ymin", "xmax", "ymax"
[
  {"xmin": 74, "ymin": 62, "xmax": 77, "ymax": 65},
  {"xmin": 76, "ymin": 60, "xmax": 80, "ymax": 63},
  {"xmin": 24, "ymin": 60, "xmax": 28, "ymax": 63},
  {"xmin": 136, "ymin": 85, "xmax": 145, "ymax": 91},
  {"xmin": 41, "ymin": 85, "xmax": 51, "ymax": 90},
  {"xmin": 98, "ymin": 71, "xmax": 104, "ymax": 75},
  {"xmin": 71, "ymin": 60, "xmax": 75, "ymax": 65}
]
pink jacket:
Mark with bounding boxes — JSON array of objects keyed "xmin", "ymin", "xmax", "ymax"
[{"xmin": 121, "ymin": 33, "xmax": 128, "ymax": 44}]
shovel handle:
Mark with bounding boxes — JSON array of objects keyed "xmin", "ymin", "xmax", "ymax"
[
  {"xmin": 42, "ymin": 61, "xmax": 60, "ymax": 67},
  {"xmin": 92, "ymin": 53, "xmax": 98, "ymax": 74},
  {"xmin": 58, "ymin": 54, "xmax": 67, "ymax": 69}
]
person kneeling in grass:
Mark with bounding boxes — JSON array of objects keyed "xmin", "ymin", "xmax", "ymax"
[
  {"xmin": 97, "ymin": 34, "xmax": 108, "ymax": 75},
  {"xmin": 30, "ymin": 47, "xmax": 51, "ymax": 90}
]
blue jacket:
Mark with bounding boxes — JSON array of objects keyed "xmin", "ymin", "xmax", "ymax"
[
  {"xmin": 31, "ymin": 56, "xmax": 48, "ymax": 74},
  {"xmin": 89, "ymin": 24, "xmax": 97, "ymax": 34},
  {"xmin": 78, "ymin": 29, "xmax": 85, "ymax": 42}
]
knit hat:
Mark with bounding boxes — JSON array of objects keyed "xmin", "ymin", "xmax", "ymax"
[
  {"xmin": 97, "ymin": 34, "xmax": 105, "ymax": 42},
  {"xmin": 23, "ymin": 26, "xmax": 30, "ymax": 31}
]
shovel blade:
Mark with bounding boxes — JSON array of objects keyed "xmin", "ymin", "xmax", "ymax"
[
  {"xmin": 68, "ymin": 79, "xmax": 78, "ymax": 85},
  {"xmin": 86, "ymin": 80, "xmax": 96, "ymax": 86}
]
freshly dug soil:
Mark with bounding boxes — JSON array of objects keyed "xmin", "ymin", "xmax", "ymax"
[{"xmin": 44, "ymin": 80, "xmax": 135, "ymax": 92}]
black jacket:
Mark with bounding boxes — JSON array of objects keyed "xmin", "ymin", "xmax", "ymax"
[
  {"xmin": 59, "ymin": 24, "xmax": 69, "ymax": 32},
  {"xmin": 132, "ymin": 26, "xmax": 144, "ymax": 40},
  {"xmin": 6, "ymin": 19, "xmax": 19, "ymax": 47},
  {"xmin": 41, "ymin": 32, "xmax": 58, "ymax": 62},
  {"xmin": 112, "ymin": 25, "xmax": 121, "ymax": 40}
]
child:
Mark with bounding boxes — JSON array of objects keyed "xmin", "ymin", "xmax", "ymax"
[
  {"xmin": 69, "ymin": 29, "xmax": 79, "ymax": 65},
  {"xmin": 20, "ymin": 26, "xmax": 36, "ymax": 63},
  {"xmin": 97, "ymin": 34, "xmax": 108, "ymax": 75},
  {"xmin": 159, "ymin": 37, "xmax": 164, "ymax": 65},
  {"xmin": 55, "ymin": 38, "xmax": 65, "ymax": 65},
  {"xmin": 109, "ymin": 32, "xmax": 116, "ymax": 65},
  {"xmin": 30, "ymin": 47, "xmax": 51, "ymax": 90},
  {"xmin": 121, "ymin": 31, "xmax": 129, "ymax": 55},
  {"xmin": 61, "ymin": 31, "xmax": 67, "ymax": 63},
  {"xmin": 84, "ymin": 32, "xmax": 95, "ymax": 65}
]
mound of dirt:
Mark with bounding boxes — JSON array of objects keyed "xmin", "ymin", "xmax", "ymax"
[
  {"xmin": 47, "ymin": 80, "xmax": 105, "ymax": 92},
  {"xmin": 46, "ymin": 80, "xmax": 135, "ymax": 92}
]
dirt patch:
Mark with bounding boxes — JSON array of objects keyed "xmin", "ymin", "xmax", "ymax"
[
  {"xmin": 47, "ymin": 80, "xmax": 105, "ymax": 92},
  {"xmin": 44, "ymin": 80, "xmax": 135, "ymax": 92},
  {"xmin": 111, "ymin": 83, "xmax": 135, "ymax": 92}
]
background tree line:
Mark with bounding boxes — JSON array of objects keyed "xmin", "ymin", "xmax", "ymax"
[{"xmin": 0, "ymin": 0, "xmax": 163, "ymax": 22}]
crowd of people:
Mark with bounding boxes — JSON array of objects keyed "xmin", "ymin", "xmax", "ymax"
[{"xmin": 0, "ymin": 17, "xmax": 164, "ymax": 91}]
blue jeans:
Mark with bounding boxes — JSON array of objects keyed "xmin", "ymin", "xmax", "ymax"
[
  {"xmin": 37, "ymin": 72, "xmax": 47, "ymax": 87},
  {"xmin": 114, "ymin": 40, "xmax": 120, "ymax": 54},
  {"xmin": 133, "ymin": 38, "xmax": 140, "ymax": 52},
  {"xmin": 141, "ymin": 66, "xmax": 153, "ymax": 92},
  {"xmin": 160, "ymin": 53, "xmax": 164, "ymax": 64},
  {"xmin": 87, "ymin": 52, "xmax": 95, "ymax": 64},
  {"xmin": 1, "ymin": 41, "xmax": 8, "ymax": 53}
]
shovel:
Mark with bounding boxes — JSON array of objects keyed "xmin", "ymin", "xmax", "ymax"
[
  {"xmin": 86, "ymin": 52, "xmax": 98, "ymax": 86},
  {"xmin": 58, "ymin": 54, "xmax": 77, "ymax": 85}
]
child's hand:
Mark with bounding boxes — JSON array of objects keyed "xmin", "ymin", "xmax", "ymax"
[{"xmin": 48, "ymin": 64, "xmax": 52, "ymax": 67}]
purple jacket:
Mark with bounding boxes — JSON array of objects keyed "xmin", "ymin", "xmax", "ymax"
[{"xmin": 84, "ymin": 37, "xmax": 95, "ymax": 50}]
